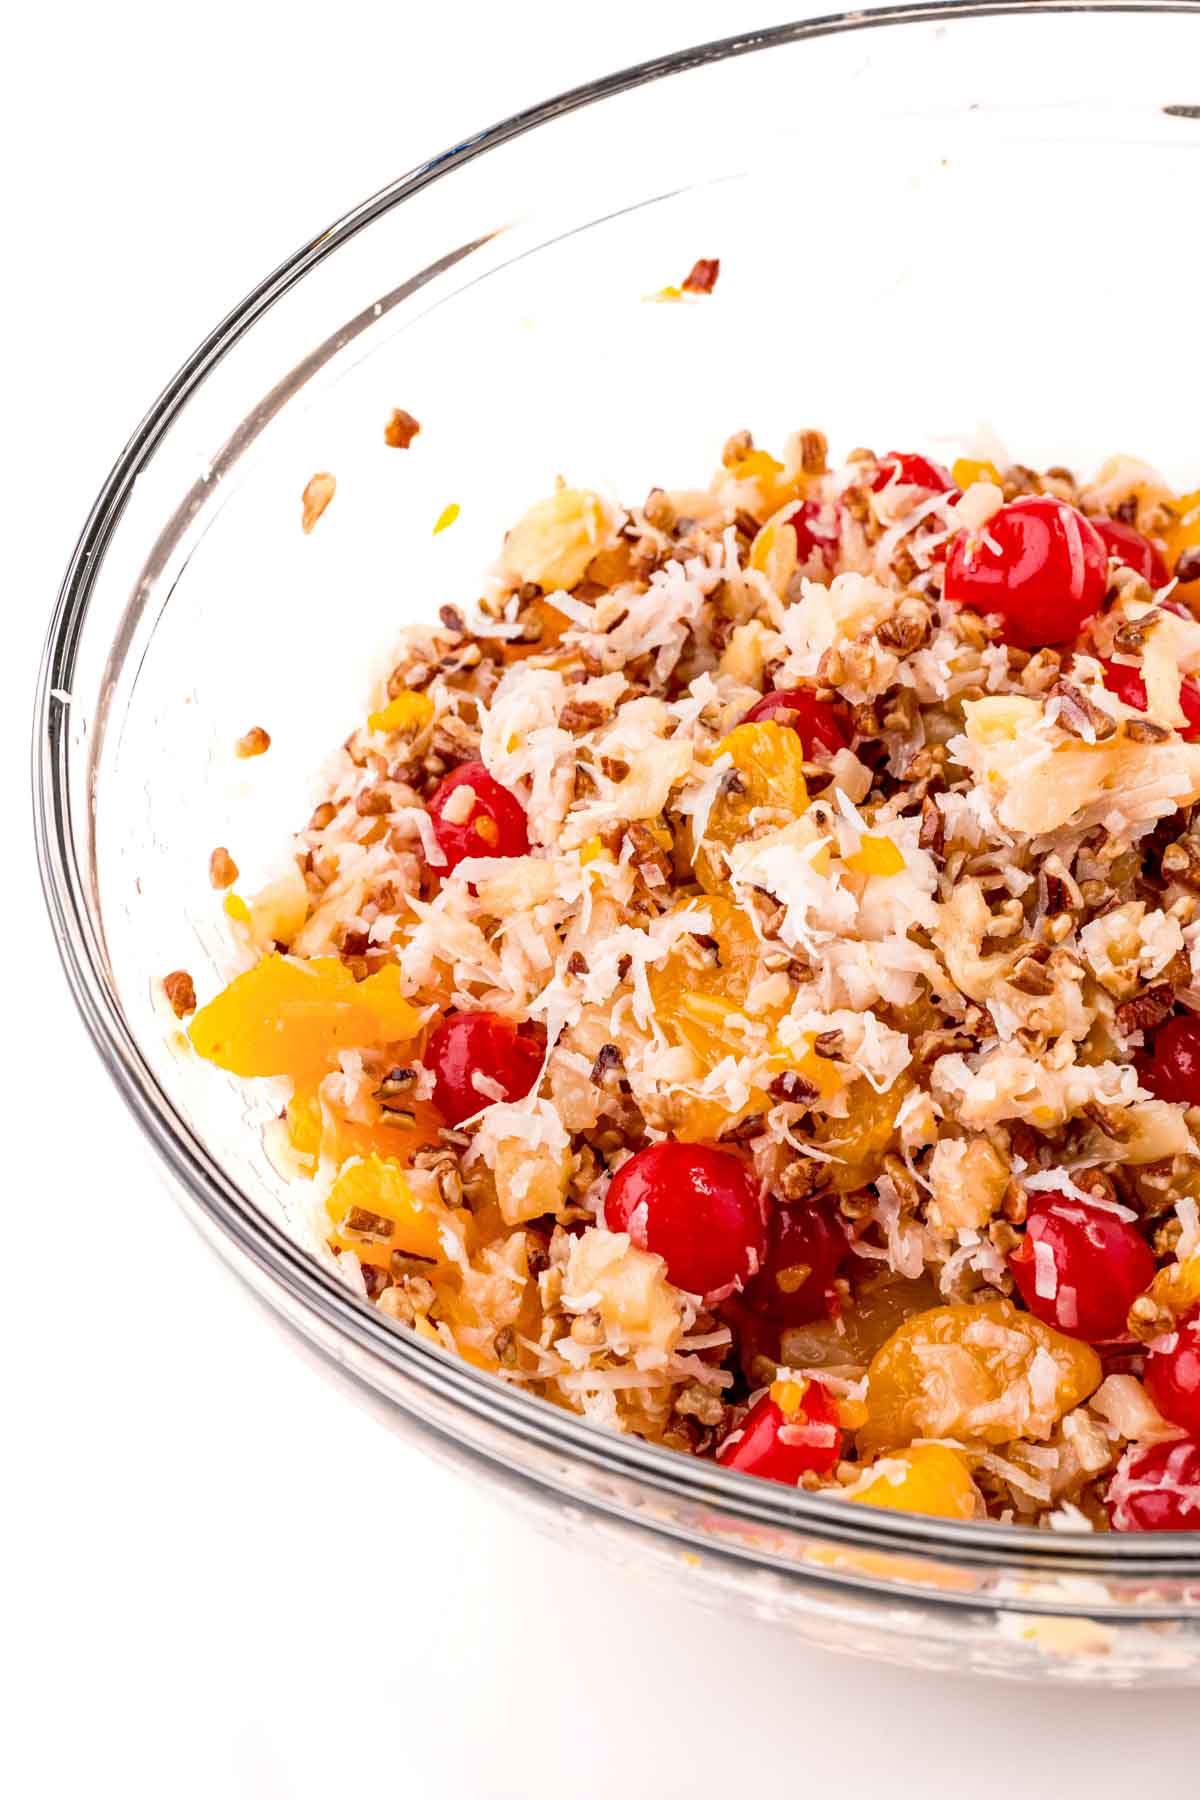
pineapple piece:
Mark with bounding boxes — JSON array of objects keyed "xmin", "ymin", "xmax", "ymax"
[{"xmin": 501, "ymin": 488, "xmax": 613, "ymax": 591}]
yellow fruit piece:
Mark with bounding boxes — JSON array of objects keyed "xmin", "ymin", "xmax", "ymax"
[
  {"xmin": 696, "ymin": 721, "xmax": 809, "ymax": 891},
  {"xmin": 809, "ymin": 1077, "xmax": 909, "ymax": 1193},
  {"xmin": 496, "ymin": 597, "xmax": 570, "ymax": 665},
  {"xmin": 325, "ymin": 1154, "xmax": 446, "ymax": 1270},
  {"xmin": 243, "ymin": 864, "xmax": 310, "ymax": 949},
  {"xmin": 1166, "ymin": 487, "xmax": 1200, "ymax": 603},
  {"xmin": 368, "ymin": 691, "xmax": 434, "ymax": 736},
  {"xmin": 748, "ymin": 511, "xmax": 799, "ymax": 595},
  {"xmin": 358, "ymin": 962, "xmax": 426, "ymax": 1042},
  {"xmin": 1139, "ymin": 1250, "xmax": 1200, "ymax": 1328},
  {"xmin": 851, "ymin": 1444, "xmax": 980, "ymax": 1521},
  {"xmin": 432, "ymin": 502, "xmax": 460, "ymax": 535},
  {"xmin": 500, "ymin": 488, "xmax": 611, "ymax": 591},
  {"xmin": 727, "ymin": 450, "xmax": 798, "ymax": 518},
  {"xmin": 189, "ymin": 953, "xmax": 422, "ymax": 1081},
  {"xmin": 963, "ymin": 694, "xmax": 1043, "ymax": 745},
  {"xmin": 844, "ymin": 834, "xmax": 905, "ymax": 878},
  {"xmin": 287, "ymin": 1085, "xmax": 442, "ymax": 1174},
  {"xmin": 769, "ymin": 1377, "xmax": 810, "ymax": 1417},
  {"xmin": 862, "ymin": 1299, "xmax": 1101, "ymax": 1452},
  {"xmin": 951, "ymin": 457, "xmax": 1001, "ymax": 490}
]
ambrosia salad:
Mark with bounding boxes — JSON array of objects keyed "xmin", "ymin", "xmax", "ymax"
[{"xmin": 170, "ymin": 422, "xmax": 1200, "ymax": 1532}]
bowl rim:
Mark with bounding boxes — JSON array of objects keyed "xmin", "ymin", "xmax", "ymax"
[{"xmin": 34, "ymin": 0, "xmax": 1200, "ymax": 1578}]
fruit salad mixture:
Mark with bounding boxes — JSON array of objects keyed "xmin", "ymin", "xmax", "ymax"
[{"xmin": 172, "ymin": 429, "xmax": 1200, "ymax": 1531}]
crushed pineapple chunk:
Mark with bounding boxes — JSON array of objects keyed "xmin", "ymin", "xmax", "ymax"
[{"xmin": 500, "ymin": 488, "xmax": 612, "ymax": 590}]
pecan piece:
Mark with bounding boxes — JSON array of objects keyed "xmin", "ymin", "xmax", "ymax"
[{"xmin": 1115, "ymin": 984, "xmax": 1176, "ymax": 1037}]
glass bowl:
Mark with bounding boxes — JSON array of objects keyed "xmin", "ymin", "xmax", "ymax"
[{"xmin": 35, "ymin": 0, "xmax": 1200, "ymax": 1683}]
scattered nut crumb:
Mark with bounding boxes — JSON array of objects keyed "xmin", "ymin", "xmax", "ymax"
[
  {"xmin": 384, "ymin": 408, "xmax": 421, "ymax": 449},
  {"xmin": 301, "ymin": 471, "xmax": 336, "ymax": 533},
  {"xmin": 163, "ymin": 970, "xmax": 197, "ymax": 1018},
  {"xmin": 681, "ymin": 257, "xmax": 720, "ymax": 295},
  {"xmin": 208, "ymin": 846, "xmax": 239, "ymax": 889},
  {"xmin": 235, "ymin": 726, "xmax": 271, "ymax": 759}
]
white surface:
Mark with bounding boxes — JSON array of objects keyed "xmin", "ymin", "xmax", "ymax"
[{"xmin": 6, "ymin": 3, "xmax": 1200, "ymax": 1794}]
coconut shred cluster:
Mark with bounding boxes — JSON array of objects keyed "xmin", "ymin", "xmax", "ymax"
[{"xmin": 182, "ymin": 431, "xmax": 1200, "ymax": 1531}]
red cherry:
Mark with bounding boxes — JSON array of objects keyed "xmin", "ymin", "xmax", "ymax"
[
  {"xmin": 741, "ymin": 1198, "xmax": 848, "ymax": 1325},
  {"xmin": 1109, "ymin": 1438, "xmax": 1200, "ymax": 1532},
  {"xmin": 717, "ymin": 1381, "xmax": 842, "ymax": 1484},
  {"xmin": 1146, "ymin": 1306, "xmax": 1200, "ymax": 1437},
  {"xmin": 1099, "ymin": 659, "xmax": 1200, "ymax": 742},
  {"xmin": 1093, "ymin": 518, "xmax": 1170, "ymax": 590},
  {"xmin": 1009, "ymin": 1191, "xmax": 1154, "ymax": 1342},
  {"xmin": 429, "ymin": 762, "xmax": 529, "ymax": 873},
  {"xmin": 1136, "ymin": 1014, "xmax": 1200, "ymax": 1106},
  {"xmin": 426, "ymin": 1012, "xmax": 543, "ymax": 1125},
  {"xmin": 871, "ymin": 451, "xmax": 954, "ymax": 496},
  {"xmin": 603, "ymin": 1141, "xmax": 767, "ymax": 1301},
  {"xmin": 741, "ymin": 687, "xmax": 852, "ymax": 758},
  {"xmin": 789, "ymin": 498, "xmax": 840, "ymax": 569},
  {"xmin": 944, "ymin": 496, "xmax": 1107, "ymax": 648}
]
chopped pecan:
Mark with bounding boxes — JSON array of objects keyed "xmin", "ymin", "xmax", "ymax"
[
  {"xmin": 769, "ymin": 1071, "xmax": 818, "ymax": 1103},
  {"xmin": 681, "ymin": 257, "xmax": 720, "ymax": 295},
  {"xmin": 1162, "ymin": 834, "xmax": 1200, "ymax": 888},
  {"xmin": 1124, "ymin": 717, "xmax": 1172, "ymax": 744},
  {"xmin": 797, "ymin": 429, "xmax": 828, "ymax": 476},
  {"xmin": 208, "ymin": 846, "xmax": 238, "ymax": 890},
  {"xmin": 777, "ymin": 1159, "xmax": 824, "ymax": 1201},
  {"xmin": 235, "ymin": 725, "xmax": 271, "ymax": 758},
  {"xmin": 384, "ymin": 407, "xmax": 421, "ymax": 449},
  {"xmin": 918, "ymin": 794, "xmax": 944, "ymax": 857},
  {"xmin": 589, "ymin": 1044, "xmax": 623, "ymax": 1085},
  {"xmin": 301, "ymin": 472, "xmax": 336, "ymax": 533},
  {"xmin": 875, "ymin": 597, "xmax": 932, "ymax": 653},
  {"xmin": 559, "ymin": 699, "xmax": 608, "ymax": 732},
  {"xmin": 1051, "ymin": 679, "xmax": 1117, "ymax": 742},
  {"xmin": 1115, "ymin": 984, "xmax": 1176, "ymax": 1037},
  {"xmin": 1111, "ymin": 611, "xmax": 1161, "ymax": 654},
  {"xmin": 163, "ymin": 970, "xmax": 197, "ymax": 1018}
]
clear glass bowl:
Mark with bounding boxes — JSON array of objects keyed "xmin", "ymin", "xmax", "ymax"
[{"xmin": 35, "ymin": 1, "xmax": 1200, "ymax": 1683}]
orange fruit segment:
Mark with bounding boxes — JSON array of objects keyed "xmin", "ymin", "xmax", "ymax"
[
  {"xmin": 851, "ymin": 1444, "xmax": 981, "ymax": 1521},
  {"xmin": 325, "ymin": 1154, "xmax": 450, "ymax": 1270},
  {"xmin": 645, "ymin": 895, "xmax": 840, "ymax": 1139},
  {"xmin": 861, "ymin": 1298, "xmax": 1101, "ymax": 1452},
  {"xmin": 189, "ymin": 952, "xmax": 423, "ymax": 1081},
  {"xmin": 285, "ymin": 1085, "xmax": 441, "ymax": 1173},
  {"xmin": 695, "ymin": 721, "xmax": 809, "ymax": 891},
  {"xmin": 1165, "ymin": 487, "xmax": 1200, "ymax": 605}
]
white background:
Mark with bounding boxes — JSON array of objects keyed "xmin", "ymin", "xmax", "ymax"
[{"xmin": 7, "ymin": 3, "xmax": 1200, "ymax": 1794}]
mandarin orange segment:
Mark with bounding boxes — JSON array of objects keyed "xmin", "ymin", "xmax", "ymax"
[
  {"xmin": 851, "ymin": 1444, "xmax": 981, "ymax": 1521},
  {"xmin": 810, "ymin": 1077, "xmax": 909, "ymax": 1192},
  {"xmin": 285, "ymin": 1085, "xmax": 441, "ymax": 1173},
  {"xmin": 325, "ymin": 1154, "xmax": 448, "ymax": 1269},
  {"xmin": 861, "ymin": 1298, "xmax": 1101, "ymax": 1452},
  {"xmin": 1166, "ymin": 487, "xmax": 1200, "ymax": 602},
  {"xmin": 189, "ymin": 952, "xmax": 422, "ymax": 1081},
  {"xmin": 695, "ymin": 721, "xmax": 809, "ymax": 891}
]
